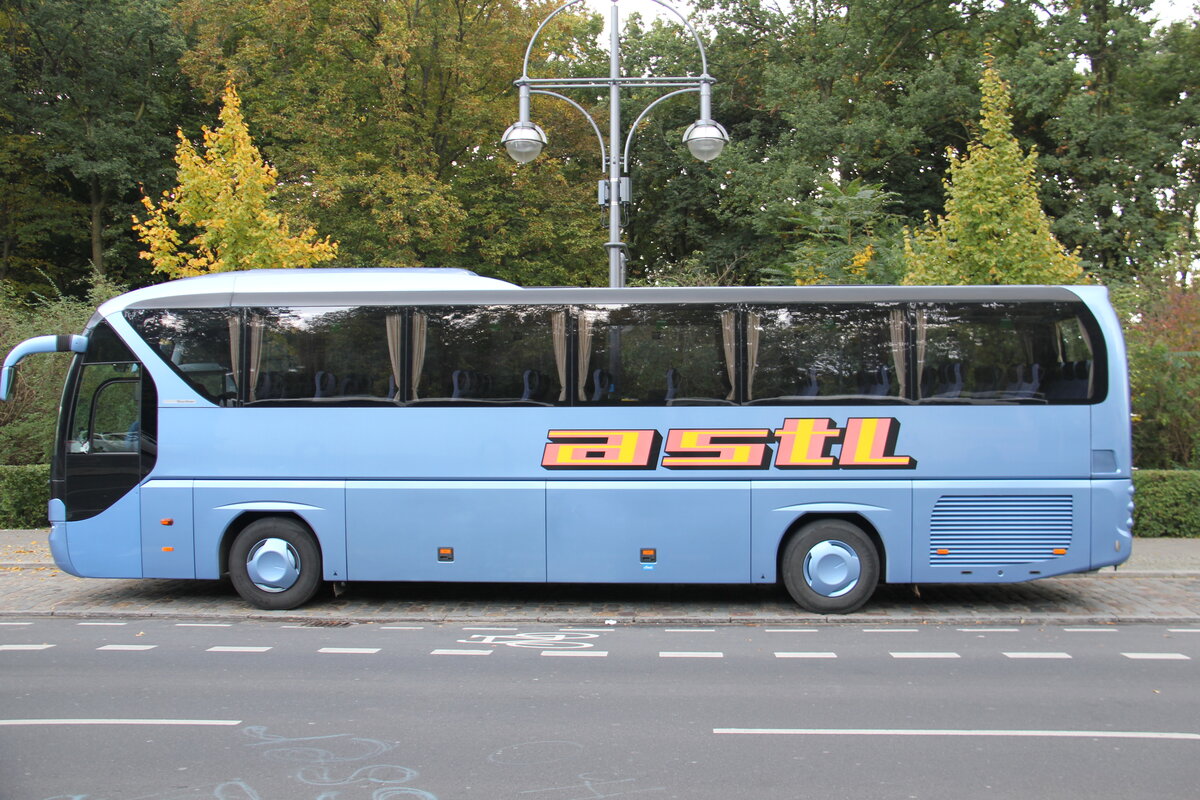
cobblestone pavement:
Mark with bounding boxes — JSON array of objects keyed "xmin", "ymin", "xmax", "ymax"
[{"xmin": 3, "ymin": 530, "xmax": 1200, "ymax": 624}]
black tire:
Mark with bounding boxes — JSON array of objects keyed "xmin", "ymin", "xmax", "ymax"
[
  {"xmin": 228, "ymin": 517, "xmax": 323, "ymax": 610},
  {"xmin": 780, "ymin": 519, "xmax": 880, "ymax": 614}
]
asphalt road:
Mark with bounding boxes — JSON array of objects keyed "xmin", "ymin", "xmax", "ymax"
[{"xmin": 3, "ymin": 619, "xmax": 1198, "ymax": 799}]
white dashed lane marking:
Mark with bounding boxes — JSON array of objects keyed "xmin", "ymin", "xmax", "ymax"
[
  {"xmin": 207, "ymin": 646, "xmax": 272, "ymax": 653},
  {"xmin": 890, "ymin": 652, "xmax": 961, "ymax": 659},
  {"xmin": 96, "ymin": 645, "xmax": 156, "ymax": 651},
  {"xmin": 659, "ymin": 652, "xmax": 724, "ymax": 658},
  {"xmin": 1004, "ymin": 652, "xmax": 1073, "ymax": 659},
  {"xmin": 1122, "ymin": 653, "xmax": 1190, "ymax": 660}
]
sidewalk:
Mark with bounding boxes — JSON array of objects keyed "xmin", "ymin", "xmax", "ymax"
[{"xmin": 3, "ymin": 529, "xmax": 1200, "ymax": 624}]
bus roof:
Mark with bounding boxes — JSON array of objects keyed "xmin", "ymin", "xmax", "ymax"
[
  {"xmin": 101, "ymin": 268, "xmax": 522, "ymax": 314},
  {"xmin": 100, "ymin": 268, "xmax": 1108, "ymax": 313}
]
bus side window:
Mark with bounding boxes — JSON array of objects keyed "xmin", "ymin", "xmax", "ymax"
[{"xmin": 70, "ymin": 366, "xmax": 141, "ymax": 454}]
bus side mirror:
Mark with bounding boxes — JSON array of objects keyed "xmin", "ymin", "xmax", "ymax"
[{"xmin": 0, "ymin": 334, "xmax": 88, "ymax": 401}]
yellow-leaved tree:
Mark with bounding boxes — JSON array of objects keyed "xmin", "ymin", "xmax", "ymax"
[
  {"xmin": 902, "ymin": 58, "xmax": 1083, "ymax": 286},
  {"xmin": 133, "ymin": 82, "xmax": 337, "ymax": 278}
]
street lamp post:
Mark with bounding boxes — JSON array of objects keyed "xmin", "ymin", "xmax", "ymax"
[{"xmin": 501, "ymin": 0, "xmax": 728, "ymax": 288}]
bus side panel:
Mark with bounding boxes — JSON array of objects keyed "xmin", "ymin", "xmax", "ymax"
[
  {"xmin": 62, "ymin": 490, "xmax": 143, "ymax": 578},
  {"xmin": 546, "ymin": 481, "xmax": 750, "ymax": 583},
  {"xmin": 345, "ymin": 481, "xmax": 546, "ymax": 581},
  {"xmin": 911, "ymin": 480, "xmax": 1092, "ymax": 583},
  {"xmin": 749, "ymin": 481, "xmax": 913, "ymax": 584},
  {"xmin": 192, "ymin": 481, "xmax": 347, "ymax": 581},
  {"xmin": 141, "ymin": 480, "xmax": 195, "ymax": 579}
]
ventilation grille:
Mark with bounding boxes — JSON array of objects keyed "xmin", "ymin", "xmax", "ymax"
[{"xmin": 929, "ymin": 495, "xmax": 1073, "ymax": 567}]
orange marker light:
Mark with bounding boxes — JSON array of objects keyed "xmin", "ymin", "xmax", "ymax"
[
  {"xmin": 160, "ymin": 518, "xmax": 174, "ymax": 526},
  {"xmin": 161, "ymin": 546, "xmax": 174, "ymax": 552},
  {"xmin": 1052, "ymin": 548, "xmax": 1067, "ymax": 555},
  {"xmin": 936, "ymin": 548, "xmax": 950, "ymax": 555}
]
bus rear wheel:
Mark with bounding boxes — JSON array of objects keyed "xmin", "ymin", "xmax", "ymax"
[
  {"xmin": 781, "ymin": 519, "xmax": 879, "ymax": 614},
  {"xmin": 229, "ymin": 517, "xmax": 323, "ymax": 610}
]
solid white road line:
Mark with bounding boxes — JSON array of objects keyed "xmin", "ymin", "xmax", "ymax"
[
  {"xmin": 1004, "ymin": 652, "xmax": 1072, "ymax": 659},
  {"xmin": 863, "ymin": 629, "xmax": 918, "ymax": 633},
  {"xmin": 177, "ymin": 623, "xmax": 231, "ymax": 627},
  {"xmin": 0, "ymin": 718, "xmax": 242, "ymax": 727},
  {"xmin": 1122, "ymin": 653, "xmax": 1190, "ymax": 660},
  {"xmin": 317, "ymin": 647, "xmax": 380, "ymax": 654},
  {"xmin": 956, "ymin": 628, "xmax": 1019, "ymax": 633},
  {"xmin": 0, "ymin": 622, "xmax": 34, "ymax": 626},
  {"xmin": 712, "ymin": 728, "xmax": 1200, "ymax": 741},
  {"xmin": 765, "ymin": 629, "xmax": 819, "ymax": 633},
  {"xmin": 1064, "ymin": 628, "xmax": 1117, "ymax": 633},
  {"xmin": 542, "ymin": 651, "xmax": 609, "ymax": 657},
  {"xmin": 77, "ymin": 622, "xmax": 126, "ymax": 626},
  {"xmin": 431, "ymin": 649, "xmax": 492, "ymax": 656},
  {"xmin": 665, "ymin": 629, "xmax": 716, "ymax": 633}
]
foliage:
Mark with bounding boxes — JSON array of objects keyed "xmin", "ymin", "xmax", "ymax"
[
  {"xmin": 0, "ymin": 272, "xmax": 125, "ymax": 465},
  {"xmin": 3, "ymin": 0, "xmax": 191, "ymax": 282},
  {"xmin": 0, "ymin": 464, "xmax": 49, "ymax": 527},
  {"xmin": 1133, "ymin": 470, "xmax": 1200, "ymax": 538},
  {"xmin": 767, "ymin": 179, "xmax": 905, "ymax": 285},
  {"xmin": 902, "ymin": 60, "xmax": 1085, "ymax": 285},
  {"xmin": 1119, "ymin": 278, "xmax": 1200, "ymax": 468},
  {"xmin": 133, "ymin": 83, "xmax": 338, "ymax": 277},
  {"xmin": 172, "ymin": 0, "xmax": 606, "ymax": 285}
]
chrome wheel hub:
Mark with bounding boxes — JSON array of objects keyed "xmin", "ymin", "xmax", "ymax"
[
  {"xmin": 803, "ymin": 540, "xmax": 861, "ymax": 598},
  {"xmin": 245, "ymin": 538, "xmax": 301, "ymax": 593}
]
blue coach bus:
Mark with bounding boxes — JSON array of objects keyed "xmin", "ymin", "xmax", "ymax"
[{"xmin": 0, "ymin": 269, "xmax": 1133, "ymax": 613}]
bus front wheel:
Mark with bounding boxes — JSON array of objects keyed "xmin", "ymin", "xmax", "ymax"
[
  {"xmin": 781, "ymin": 520, "xmax": 879, "ymax": 614},
  {"xmin": 229, "ymin": 517, "xmax": 323, "ymax": 610}
]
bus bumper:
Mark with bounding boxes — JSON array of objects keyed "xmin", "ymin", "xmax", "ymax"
[
  {"xmin": 47, "ymin": 500, "xmax": 81, "ymax": 577},
  {"xmin": 1091, "ymin": 479, "xmax": 1134, "ymax": 570}
]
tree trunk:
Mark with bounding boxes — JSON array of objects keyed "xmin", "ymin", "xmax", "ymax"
[{"xmin": 90, "ymin": 175, "xmax": 105, "ymax": 275}]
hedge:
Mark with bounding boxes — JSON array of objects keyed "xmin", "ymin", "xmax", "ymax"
[
  {"xmin": 1, "ymin": 464, "xmax": 1198, "ymax": 536},
  {"xmin": 0, "ymin": 464, "xmax": 48, "ymax": 528},
  {"xmin": 1130, "ymin": 470, "xmax": 1200, "ymax": 538}
]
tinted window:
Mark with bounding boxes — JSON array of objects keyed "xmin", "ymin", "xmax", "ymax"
[
  {"xmin": 251, "ymin": 307, "xmax": 397, "ymax": 404},
  {"xmin": 411, "ymin": 306, "xmax": 566, "ymax": 405},
  {"xmin": 581, "ymin": 305, "xmax": 734, "ymax": 405},
  {"xmin": 749, "ymin": 304, "xmax": 904, "ymax": 403},
  {"xmin": 916, "ymin": 302, "xmax": 1101, "ymax": 403},
  {"xmin": 126, "ymin": 309, "xmax": 237, "ymax": 404}
]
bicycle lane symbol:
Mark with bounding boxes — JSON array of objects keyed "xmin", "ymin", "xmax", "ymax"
[{"xmin": 457, "ymin": 632, "xmax": 602, "ymax": 650}]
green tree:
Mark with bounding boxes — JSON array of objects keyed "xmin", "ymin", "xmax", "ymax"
[
  {"xmin": 768, "ymin": 178, "xmax": 905, "ymax": 285},
  {"xmin": 133, "ymin": 83, "xmax": 337, "ymax": 278},
  {"xmin": 902, "ymin": 60, "xmax": 1084, "ymax": 285},
  {"xmin": 0, "ymin": 272, "xmax": 124, "ymax": 465},
  {"xmin": 173, "ymin": 0, "xmax": 606, "ymax": 285},
  {"xmin": 7, "ymin": 0, "xmax": 190, "ymax": 281}
]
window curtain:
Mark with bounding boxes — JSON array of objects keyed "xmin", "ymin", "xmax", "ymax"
[
  {"xmin": 410, "ymin": 312, "xmax": 427, "ymax": 401},
  {"xmin": 744, "ymin": 312, "xmax": 761, "ymax": 402},
  {"xmin": 914, "ymin": 310, "xmax": 927, "ymax": 400},
  {"xmin": 889, "ymin": 308, "xmax": 907, "ymax": 398},
  {"xmin": 386, "ymin": 313, "xmax": 403, "ymax": 400},
  {"xmin": 243, "ymin": 315, "xmax": 264, "ymax": 401},
  {"xmin": 720, "ymin": 311, "xmax": 737, "ymax": 401},
  {"xmin": 576, "ymin": 312, "xmax": 593, "ymax": 401},
  {"xmin": 552, "ymin": 311, "xmax": 568, "ymax": 402}
]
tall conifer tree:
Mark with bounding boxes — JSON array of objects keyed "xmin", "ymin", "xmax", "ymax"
[{"xmin": 902, "ymin": 59, "xmax": 1084, "ymax": 285}]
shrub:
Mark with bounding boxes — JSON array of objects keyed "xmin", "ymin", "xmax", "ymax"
[
  {"xmin": 1133, "ymin": 470, "xmax": 1200, "ymax": 538},
  {"xmin": 0, "ymin": 464, "xmax": 49, "ymax": 528}
]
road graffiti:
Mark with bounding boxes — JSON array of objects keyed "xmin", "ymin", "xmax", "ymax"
[{"xmin": 458, "ymin": 632, "xmax": 601, "ymax": 650}]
